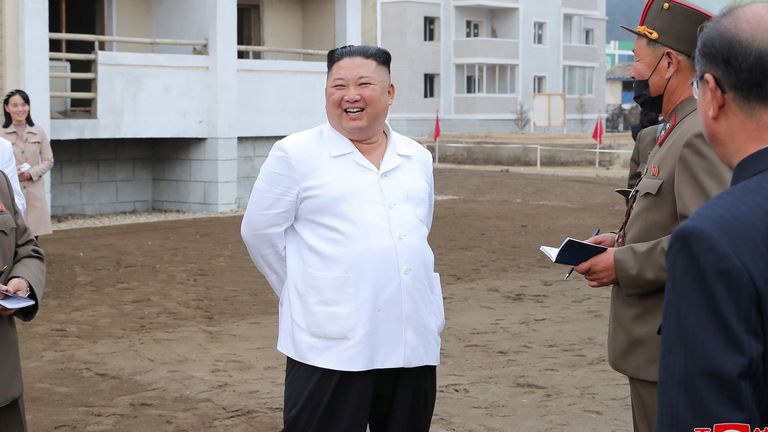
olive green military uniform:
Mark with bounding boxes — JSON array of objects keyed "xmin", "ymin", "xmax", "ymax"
[{"xmin": 614, "ymin": 1, "xmax": 731, "ymax": 431}]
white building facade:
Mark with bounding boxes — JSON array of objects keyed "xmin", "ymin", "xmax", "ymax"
[
  {"xmin": 380, "ymin": 0, "xmax": 607, "ymax": 135},
  {"xmin": 1, "ymin": 0, "xmax": 376, "ymax": 215}
]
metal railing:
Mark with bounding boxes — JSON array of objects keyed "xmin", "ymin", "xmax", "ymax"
[
  {"xmin": 236, "ymin": 45, "xmax": 326, "ymax": 61},
  {"xmin": 49, "ymin": 32, "xmax": 208, "ymax": 117}
]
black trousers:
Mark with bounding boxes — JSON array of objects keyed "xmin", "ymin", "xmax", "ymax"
[
  {"xmin": 0, "ymin": 397, "xmax": 27, "ymax": 432},
  {"xmin": 283, "ymin": 357, "xmax": 437, "ymax": 432}
]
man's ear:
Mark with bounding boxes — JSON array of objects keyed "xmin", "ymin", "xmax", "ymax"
[
  {"xmin": 662, "ymin": 50, "xmax": 678, "ymax": 79},
  {"xmin": 703, "ymin": 73, "xmax": 725, "ymax": 119}
]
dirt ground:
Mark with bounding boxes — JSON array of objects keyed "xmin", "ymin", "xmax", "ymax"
[{"xmin": 21, "ymin": 166, "xmax": 631, "ymax": 431}]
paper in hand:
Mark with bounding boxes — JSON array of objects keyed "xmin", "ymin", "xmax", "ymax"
[{"xmin": 0, "ymin": 290, "xmax": 35, "ymax": 309}]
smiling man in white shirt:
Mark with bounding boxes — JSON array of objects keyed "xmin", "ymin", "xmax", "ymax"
[{"xmin": 241, "ymin": 45, "xmax": 444, "ymax": 432}]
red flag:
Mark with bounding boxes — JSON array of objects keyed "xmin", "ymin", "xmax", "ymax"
[
  {"xmin": 433, "ymin": 111, "xmax": 441, "ymax": 142},
  {"xmin": 591, "ymin": 116, "xmax": 604, "ymax": 146}
]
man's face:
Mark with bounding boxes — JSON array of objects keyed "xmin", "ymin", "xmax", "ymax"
[
  {"xmin": 325, "ymin": 57, "xmax": 395, "ymax": 143},
  {"xmin": 630, "ymin": 36, "xmax": 666, "ymax": 95}
]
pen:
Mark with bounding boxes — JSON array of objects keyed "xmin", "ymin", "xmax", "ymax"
[{"xmin": 564, "ymin": 228, "xmax": 601, "ymax": 280}]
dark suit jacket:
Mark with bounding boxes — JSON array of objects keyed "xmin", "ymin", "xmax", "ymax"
[
  {"xmin": 657, "ymin": 147, "xmax": 768, "ymax": 430},
  {"xmin": 0, "ymin": 171, "xmax": 45, "ymax": 407}
]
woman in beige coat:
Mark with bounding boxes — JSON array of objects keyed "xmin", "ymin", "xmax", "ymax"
[{"xmin": 1, "ymin": 90, "xmax": 53, "ymax": 237}]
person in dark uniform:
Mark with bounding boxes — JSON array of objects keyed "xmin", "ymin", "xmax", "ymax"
[
  {"xmin": 574, "ymin": 1, "xmax": 731, "ymax": 431},
  {"xmin": 658, "ymin": 3, "xmax": 768, "ymax": 429}
]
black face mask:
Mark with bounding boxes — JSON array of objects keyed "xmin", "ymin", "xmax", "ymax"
[{"xmin": 633, "ymin": 54, "xmax": 670, "ymax": 114}]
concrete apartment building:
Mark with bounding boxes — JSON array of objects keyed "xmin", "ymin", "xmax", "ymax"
[
  {"xmin": 380, "ymin": 0, "xmax": 607, "ymax": 135},
  {"xmin": 1, "ymin": 0, "xmax": 376, "ymax": 215}
]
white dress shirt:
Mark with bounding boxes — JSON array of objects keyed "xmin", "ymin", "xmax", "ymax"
[
  {"xmin": 0, "ymin": 138, "xmax": 26, "ymax": 215},
  {"xmin": 241, "ymin": 122, "xmax": 444, "ymax": 372}
]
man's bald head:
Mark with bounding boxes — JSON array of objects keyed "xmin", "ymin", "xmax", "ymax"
[{"xmin": 696, "ymin": 2, "xmax": 768, "ymax": 110}]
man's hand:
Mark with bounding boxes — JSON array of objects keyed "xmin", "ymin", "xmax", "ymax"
[
  {"xmin": 586, "ymin": 232, "xmax": 618, "ymax": 247},
  {"xmin": 0, "ymin": 278, "xmax": 31, "ymax": 316},
  {"xmin": 575, "ymin": 247, "xmax": 618, "ymax": 287}
]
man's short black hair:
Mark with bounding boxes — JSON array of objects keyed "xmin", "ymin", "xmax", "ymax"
[
  {"xmin": 326, "ymin": 45, "xmax": 392, "ymax": 75},
  {"xmin": 696, "ymin": 4, "xmax": 768, "ymax": 109}
]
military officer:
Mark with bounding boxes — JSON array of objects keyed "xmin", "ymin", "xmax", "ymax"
[{"xmin": 574, "ymin": 1, "xmax": 731, "ymax": 431}]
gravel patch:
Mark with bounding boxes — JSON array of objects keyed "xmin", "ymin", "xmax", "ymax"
[{"xmin": 51, "ymin": 209, "xmax": 245, "ymax": 231}]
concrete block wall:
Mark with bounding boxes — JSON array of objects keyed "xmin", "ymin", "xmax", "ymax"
[
  {"xmin": 152, "ymin": 137, "xmax": 238, "ymax": 213},
  {"xmin": 237, "ymin": 137, "xmax": 278, "ymax": 208},
  {"xmin": 51, "ymin": 139, "xmax": 154, "ymax": 215},
  {"xmin": 50, "ymin": 137, "xmax": 279, "ymax": 216}
]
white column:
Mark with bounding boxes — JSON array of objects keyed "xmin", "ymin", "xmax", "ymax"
[
  {"xmin": 16, "ymin": 0, "xmax": 52, "ymax": 213},
  {"xmin": 18, "ymin": 0, "xmax": 51, "ymax": 133},
  {"xmin": 335, "ymin": 0, "xmax": 362, "ymax": 46},
  {"xmin": 201, "ymin": 0, "xmax": 238, "ymax": 212}
]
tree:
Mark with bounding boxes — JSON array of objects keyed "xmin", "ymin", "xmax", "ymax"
[
  {"xmin": 513, "ymin": 102, "xmax": 530, "ymax": 132},
  {"xmin": 577, "ymin": 96, "xmax": 588, "ymax": 132}
]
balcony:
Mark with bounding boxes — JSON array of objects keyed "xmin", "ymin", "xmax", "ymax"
[
  {"xmin": 49, "ymin": 32, "xmax": 328, "ymax": 140},
  {"xmin": 562, "ymin": 43, "xmax": 601, "ymax": 63},
  {"xmin": 454, "ymin": 38, "xmax": 519, "ymax": 61}
]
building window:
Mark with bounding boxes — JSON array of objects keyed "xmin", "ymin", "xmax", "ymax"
[
  {"xmin": 424, "ymin": 17, "xmax": 438, "ymax": 41},
  {"xmin": 424, "ymin": 74, "xmax": 438, "ymax": 98},
  {"xmin": 564, "ymin": 15, "xmax": 595, "ymax": 45},
  {"xmin": 466, "ymin": 20, "xmax": 480, "ymax": 38},
  {"xmin": 563, "ymin": 66, "xmax": 595, "ymax": 96},
  {"xmin": 533, "ymin": 75, "xmax": 546, "ymax": 93},
  {"xmin": 237, "ymin": 2, "xmax": 262, "ymax": 59},
  {"xmin": 533, "ymin": 22, "xmax": 546, "ymax": 45},
  {"xmin": 456, "ymin": 64, "xmax": 516, "ymax": 95},
  {"xmin": 563, "ymin": 15, "xmax": 583, "ymax": 44},
  {"xmin": 584, "ymin": 28, "xmax": 595, "ymax": 45}
]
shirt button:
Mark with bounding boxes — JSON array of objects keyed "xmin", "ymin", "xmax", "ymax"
[
  {"xmin": 403, "ymin": 267, "xmax": 412, "ymax": 276},
  {"xmin": 398, "ymin": 232, "xmax": 407, "ymax": 240},
  {"xmin": 388, "ymin": 202, "xmax": 396, "ymax": 209}
]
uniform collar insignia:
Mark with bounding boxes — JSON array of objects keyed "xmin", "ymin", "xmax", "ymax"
[{"xmin": 656, "ymin": 114, "xmax": 677, "ymax": 147}]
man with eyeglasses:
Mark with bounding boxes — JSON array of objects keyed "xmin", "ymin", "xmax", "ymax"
[
  {"xmin": 657, "ymin": 2, "xmax": 768, "ymax": 429},
  {"xmin": 573, "ymin": 1, "xmax": 731, "ymax": 431}
]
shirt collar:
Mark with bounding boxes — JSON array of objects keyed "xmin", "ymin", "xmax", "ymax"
[
  {"xmin": 2, "ymin": 124, "xmax": 36, "ymax": 135},
  {"xmin": 732, "ymin": 146, "xmax": 768, "ymax": 187},
  {"xmin": 664, "ymin": 96, "xmax": 697, "ymax": 124},
  {"xmin": 325, "ymin": 122, "xmax": 416, "ymax": 157},
  {"xmin": 325, "ymin": 122, "xmax": 416, "ymax": 172}
]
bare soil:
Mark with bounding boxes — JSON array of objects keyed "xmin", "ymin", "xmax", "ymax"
[{"xmin": 22, "ymin": 166, "xmax": 631, "ymax": 431}]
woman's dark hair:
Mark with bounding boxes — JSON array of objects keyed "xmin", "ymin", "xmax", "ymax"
[
  {"xmin": 326, "ymin": 45, "xmax": 391, "ymax": 75},
  {"xmin": 3, "ymin": 89, "xmax": 35, "ymax": 128}
]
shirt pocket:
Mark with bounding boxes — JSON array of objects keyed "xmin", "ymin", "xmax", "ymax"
[
  {"xmin": 431, "ymin": 272, "xmax": 445, "ymax": 333},
  {"xmin": 407, "ymin": 177, "xmax": 431, "ymax": 226},
  {"xmin": 637, "ymin": 177, "xmax": 663, "ymax": 197},
  {"xmin": 25, "ymin": 138, "xmax": 42, "ymax": 161},
  {"xmin": 294, "ymin": 269, "xmax": 354, "ymax": 340},
  {"xmin": 0, "ymin": 212, "xmax": 16, "ymax": 236}
]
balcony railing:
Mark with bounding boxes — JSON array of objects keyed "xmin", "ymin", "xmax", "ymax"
[
  {"xmin": 49, "ymin": 32, "xmax": 208, "ymax": 118},
  {"xmin": 236, "ymin": 45, "xmax": 326, "ymax": 61}
]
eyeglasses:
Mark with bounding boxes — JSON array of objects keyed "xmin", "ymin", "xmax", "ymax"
[{"xmin": 690, "ymin": 72, "xmax": 727, "ymax": 100}]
